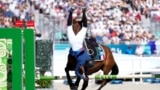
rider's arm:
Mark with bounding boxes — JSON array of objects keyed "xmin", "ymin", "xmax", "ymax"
[{"xmin": 67, "ymin": 9, "xmax": 73, "ymax": 26}]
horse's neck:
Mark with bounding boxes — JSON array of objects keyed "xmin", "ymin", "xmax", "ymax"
[
  {"xmin": 73, "ymin": 30, "xmax": 79, "ymax": 35},
  {"xmin": 73, "ymin": 27, "xmax": 81, "ymax": 35}
]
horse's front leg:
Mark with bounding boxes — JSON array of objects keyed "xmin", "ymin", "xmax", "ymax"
[
  {"xmin": 75, "ymin": 77, "xmax": 81, "ymax": 88},
  {"xmin": 80, "ymin": 66, "xmax": 89, "ymax": 90},
  {"xmin": 65, "ymin": 67, "xmax": 75, "ymax": 89},
  {"xmin": 81, "ymin": 75, "xmax": 89, "ymax": 90}
]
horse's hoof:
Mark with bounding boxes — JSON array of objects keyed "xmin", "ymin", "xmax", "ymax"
[{"xmin": 70, "ymin": 86, "xmax": 78, "ymax": 90}]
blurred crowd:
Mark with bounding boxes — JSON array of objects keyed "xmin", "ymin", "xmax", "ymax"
[
  {"xmin": 34, "ymin": 0, "xmax": 160, "ymax": 45},
  {"xmin": 86, "ymin": 0, "xmax": 152, "ymax": 45},
  {"xmin": 0, "ymin": 0, "xmax": 160, "ymax": 55},
  {"xmin": 0, "ymin": 0, "xmax": 35, "ymax": 28},
  {"xmin": 35, "ymin": 0, "xmax": 160, "ymax": 55}
]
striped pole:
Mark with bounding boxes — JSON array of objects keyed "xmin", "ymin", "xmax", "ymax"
[
  {"xmin": 94, "ymin": 74, "xmax": 153, "ymax": 80},
  {"xmin": 36, "ymin": 74, "xmax": 160, "ymax": 80}
]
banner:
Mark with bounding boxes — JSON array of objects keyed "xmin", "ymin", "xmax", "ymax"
[
  {"xmin": 54, "ymin": 44, "xmax": 152, "ymax": 55},
  {"xmin": 26, "ymin": 21, "xmax": 34, "ymax": 27},
  {"xmin": 15, "ymin": 20, "xmax": 23, "ymax": 27}
]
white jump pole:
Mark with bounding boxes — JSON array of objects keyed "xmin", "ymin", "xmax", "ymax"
[
  {"xmin": 90, "ymin": 74, "xmax": 153, "ymax": 80},
  {"xmin": 38, "ymin": 74, "xmax": 153, "ymax": 80},
  {"xmin": 140, "ymin": 55, "xmax": 143, "ymax": 83}
]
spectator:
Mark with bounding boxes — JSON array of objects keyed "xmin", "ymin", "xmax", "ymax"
[
  {"xmin": 135, "ymin": 44, "xmax": 145, "ymax": 56},
  {"xmin": 148, "ymin": 35, "xmax": 156, "ymax": 54},
  {"xmin": 155, "ymin": 39, "xmax": 160, "ymax": 55}
]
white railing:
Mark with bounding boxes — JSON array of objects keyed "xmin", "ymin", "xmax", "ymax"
[{"xmin": 52, "ymin": 50, "xmax": 160, "ymax": 83}]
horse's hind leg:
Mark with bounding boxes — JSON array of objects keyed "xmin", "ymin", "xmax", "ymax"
[
  {"xmin": 97, "ymin": 64, "xmax": 119, "ymax": 90},
  {"xmin": 97, "ymin": 65, "xmax": 113, "ymax": 90}
]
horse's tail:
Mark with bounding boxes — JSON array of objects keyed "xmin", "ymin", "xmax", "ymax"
[{"xmin": 111, "ymin": 63, "xmax": 119, "ymax": 75}]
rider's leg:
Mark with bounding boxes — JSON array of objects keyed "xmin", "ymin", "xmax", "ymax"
[
  {"xmin": 75, "ymin": 51, "xmax": 91, "ymax": 79},
  {"xmin": 75, "ymin": 64, "xmax": 87, "ymax": 80},
  {"xmin": 80, "ymin": 66, "xmax": 87, "ymax": 78},
  {"xmin": 75, "ymin": 51, "xmax": 91, "ymax": 90},
  {"xmin": 75, "ymin": 63, "xmax": 85, "ymax": 79}
]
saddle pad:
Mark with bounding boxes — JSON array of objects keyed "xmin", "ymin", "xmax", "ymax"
[{"xmin": 93, "ymin": 45, "xmax": 105, "ymax": 61}]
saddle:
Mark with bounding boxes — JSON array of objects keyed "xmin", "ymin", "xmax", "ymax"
[{"xmin": 83, "ymin": 37, "xmax": 104, "ymax": 61}]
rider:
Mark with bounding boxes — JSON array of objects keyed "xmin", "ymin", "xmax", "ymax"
[{"xmin": 67, "ymin": 6, "xmax": 91, "ymax": 80}]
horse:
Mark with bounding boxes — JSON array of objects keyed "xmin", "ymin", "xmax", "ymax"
[
  {"xmin": 65, "ymin": 7, "xmax": 119, "ymax": 90},
  {"xmin": 65, "ymin": 37, "xmax": 119, "ymax": 90}
]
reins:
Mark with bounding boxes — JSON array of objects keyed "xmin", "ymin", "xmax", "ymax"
[{"xmin": 83, "ymin": 39, "xmax": 94, "ymax": 55}]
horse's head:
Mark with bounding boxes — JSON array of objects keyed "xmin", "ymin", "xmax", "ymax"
[{"xmin": 72, "ymin": 8, "xmax": 83, "ymax": 35}]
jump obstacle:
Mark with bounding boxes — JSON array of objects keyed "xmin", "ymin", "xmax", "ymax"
[
  {"xmin": 0, "ymin": 29, "xmax": 35, "ymax": 90},
  {"xmin": 0, "ymin": 29, "xmax": 159, "ymax": 90},
  {"xmin": 38, "ymin": 74, "xmax": 160, "ymax": 80},
  {"xmin": 38, "ymin": 74, "xmax": 160, "ymax": 84}
]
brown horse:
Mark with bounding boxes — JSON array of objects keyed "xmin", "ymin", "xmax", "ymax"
[
  {"xmin": 65, "ymin": 40, "xmax": 119, "ymax": 90},
  {"xmin": 65, "ymin": 43, "xmax": 119, "ymax": 90},
  {"xmin": 65, "ymin": 8, "xmax": 119, "ymax": 90}
]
